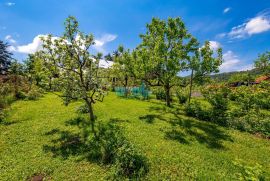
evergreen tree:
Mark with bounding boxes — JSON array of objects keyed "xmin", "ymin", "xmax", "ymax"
[{"xmin": 0, "ymin": 40, "xmax": 12, "ymax": 75}]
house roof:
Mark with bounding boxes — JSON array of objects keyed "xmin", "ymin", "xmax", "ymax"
[{"xmin": 255, "ymin": 75, "xmax": 270, "ymax": 83}]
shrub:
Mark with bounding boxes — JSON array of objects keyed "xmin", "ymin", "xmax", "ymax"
[
  {"xmin": 253, "ymin": 83, "xmax": 270, "ymax": 110},
  {"xmin": 0, "ymin": 83, "xmax": 12, "ymax": 96},
  {"xmin": 202, "ymin": 85, "xmax": 230, "ymax": 125},
  {"xmin": 185, "ymin": 101, "xmax": 211, "ymax": 121},
  {"xmin": 233, "ymin": 159, "xmax": 265, "ymax": 181},
  {"xmin": 155, "ymin": 89, "xmax": 166, "ymax": 101},
  {"xmin": 202, "ymin": 85, "xmax": 230, "ymax": 111},
  {"xmin": 258, "ymin": 81, "xmax": 270, "ymax": 90},
  {"xmin": 113, "ymin": 141, "xmax": 149, "ymax": 178},
  {"xmin": 176, "ymin": 91, "xmax": 188, "ymax": 104},
  {"xmin": 27, "ymin": 86, "xmax": 43, "ymax": 100},
  {"xmin": 0, "ymin": 106, "xmax": 10, "ymax": 124},
  {"xmin": 87, "ymin": 122, "xmax": 149, "ymax": 178},
  {"xmin": 95, "ymin": 122, "xmax": 124, "ymax": 164},
  {"xmin": 228, "ymin": 111, "xmax": 270, "ymax": 137},
  {"xmin": 5, "ymin": 75, "xmax": 30, "ymax": 99},
  {"xmin": 228, "ymin": 90, "xmax": 238, "ymax": 101},
  {"xmin": 15, "ymin": 91, "xmax": 27, "ymax": 100},
  {"xmin": 0, "ymin": 95, "xmax": 15, "ymax": 109},
  {"xmin": 259, "ymin": 97, "xmax": 270, "ymax": 110},
  {"xmin": 233, "ymin": 86, "xmax": 258, "ymax": 113},
  {"xmin": 0, "ymin": 82, "xmax": 14, "ymax": 109},
  {"xmin": 0, "ymin": 110, "xmax": 7, "ymax": 123},
  {"xmin": 230, "ymin": 84, "xmax": 270, "ymax": 112}
]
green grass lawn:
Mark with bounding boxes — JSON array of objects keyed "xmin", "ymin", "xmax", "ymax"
[{"xmin": 1, "ymin": 93, "xmax": 270, "ymax": 180}]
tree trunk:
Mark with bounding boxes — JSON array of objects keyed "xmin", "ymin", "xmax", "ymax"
[
  {"xmin": 165, "ymin": 84, "xmax": 171, "ymax": 107},
  {"xmin": 124, "ymin": 75, "xmax": 128, "ymax": 97},
  {"xmin": 188, "ymin": 69, "xmax": 194, "ymax": 104},
  {"xmin": 36, "ymin": 78, "xmax": 40, "ymax": 87},
  {"xmin": 112, "ymin": 77, "xmax": 116, "ymax": 92},
  {"xmin": 85, "ymin": 99, "xmax": 96, "ymax": 137},
  {"xmin": 29, "ymin": 77, "xmax": 33, "ymax": 91},
  {"xmin": 49, "ymin": 77, "xmax": 52, "ymax": 91}
]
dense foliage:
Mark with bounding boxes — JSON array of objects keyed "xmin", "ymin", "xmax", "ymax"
[
  {"xmin": 134, "ymin": 17, "xmax": 199, "ymax": 106},
  {"xmin": 0, "ymin": 40, "xmax": 12, "ymax": 75},
  {"xmin": 185, "ymin": 82, "xmax": 270, "ymax": 137},
  {"xmin": 39, "ymin": 16, "xmax": 106, "ymax": 136},
  {"xmin": 254, "ymin": 51, "xmax": 270, "ymax": 74}
]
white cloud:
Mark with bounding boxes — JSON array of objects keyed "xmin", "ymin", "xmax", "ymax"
[
  {"xmin": 220, "ymin": 51, "xmax": 240, "ymax": 72},
  {"xmin": 200, "ymin": 41, "xmax": 221, "ymax": 51},
  {"xmin": 238, "ymin": 64, "xmax": 254, "ymax": 71},
  {"xmin": 228, "ymin": 10, "xmax": 270, "ymax": 39},
  {"xmin": 99, "ymin": 59, "xmax": 113, "ymax": 68},
  {"xmin": 220, "ymin": 51, "xmax": 253, "ymax": 72},
  {"xmin": 5, "ymin": 35, "xmax": 11, "ymax": 39},
  {"xmin": 223, "ymin": 7, "xmax": 231, "ymax": 14},
  {"xmin": 9, "ymin": 34, "xmax": 60, "ymax": 54},
  {"xmin": 5, "ymin": 2, "xmax": 15, "ymax": 6},
  {"xmin": 5, "ymin": 35, "xmax": 16, "ymax": 44},
  {"xmin": 93, "ymin": 34, "xmax": 117, "ymax": 53},
  {"xmin": 10, "ymin": 33, "xmax": 117, "ymax": 56},
  {"xmin": 209, "ymin": 41, "xmax": 221, "ymax": 50},
  {"xmin": 10, "ymin": 34, "xmax": 114, "ymax": 69},
  {"xmin": 15, "ymin": 35, "xmax": 45, "ymax": 54},
  {"xmin": 245, "ymin": 16, "xmax": 270, "ymax": 34},
  {"xmin": 7, "ymin": 45, "xmax": 16, "ymax": 52},
  {"xmin": 216, "ymin": 33, "xmax": 226, "ymax": 39}
]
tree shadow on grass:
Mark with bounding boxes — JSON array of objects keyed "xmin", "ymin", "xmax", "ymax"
[
  {"xmin": 42, "ymin": 117, "xmax": 136, "ymax": 162},
  {"xmin": 43, "ymin": 129, "xmax": 89, "ymax": 160},
  {"xmin": 44, "ymin": 128, "xmax": 60, "ymax": 135},
  {"xmin": 139, "ymin": 114, "xmax": 165, "ymax": 124},
  {"xmin": 164, "ymin": 128, "xmax": 190, "ymax": 144},
  {"xmin": 1, "ymin": 111, "xmax": 26, "ymax": 126},
  {"xmin": 163, "ymin": 119, "xmax": 232, "ymax": 149},
  {"xmin": 43, "ymin": 117, "xmax": 108, "ymax": 162},
  {"xmin": 110, "ymin": 118, "xmax": 130, "ymax": 124},
  {"xmin": 141, "ymin": 105, "xmax": 233, "ymax": 150},
  {"xmin": 43, "ymin": 116, "xmax": 149, "ymax": 178},
  {"xmin": 0, "ymin": 120, "xmax": 18, "ymax": 126}
]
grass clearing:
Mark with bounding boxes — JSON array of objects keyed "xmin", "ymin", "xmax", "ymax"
[{"xmin": 1, "ymin": 93, "xmax": 270, "ymax": 180}]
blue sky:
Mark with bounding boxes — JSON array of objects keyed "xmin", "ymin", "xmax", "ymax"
[{"xmin": 1, "ymin": 0, "xmax": 270, "ymax": 72}]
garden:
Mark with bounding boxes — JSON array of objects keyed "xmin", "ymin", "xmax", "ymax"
[{"xmin": 0, "ymin": 16, "xmax": 270, "ymax": 180}]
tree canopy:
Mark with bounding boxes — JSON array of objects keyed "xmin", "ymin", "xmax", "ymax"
[
  {"xmin": 187, "ymin": 41, "xmax": 223, "ymax": 103},
  {"xmin": 0, "ymin": 40, "xmax": 12, "ymax": 75},
  {"xmin": 134, "ymin": 17, "xmax": 199, "ymax": 106},
  {"xmin": 254, "ymin": 51, "xmax": 270, "ymax": 74},
  {"xmin": 40, "ymin": 16, "xmax": 105, "ymax": 136}
]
